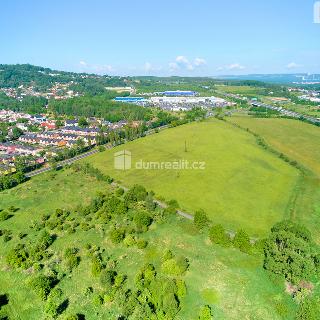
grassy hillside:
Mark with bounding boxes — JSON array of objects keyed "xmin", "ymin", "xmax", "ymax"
[
  {"xmin": 84, "ymin": 119, "xmax": 299, "ymax": 236},
  {"xmin": 0, "ymin": 167, "xmax": 295, "ymax": 320},
  {"xmin": 228, "ymin": 116, "xmax": 320, "ymax": 243}
]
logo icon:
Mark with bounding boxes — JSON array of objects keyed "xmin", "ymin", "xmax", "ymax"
[
  {"xmin": 114, "ymin": 150, "xmax": 131, "ymax": 170},
  {"xmin": 315, "ymin": 1, "xmax": 320, "ymax": 23}
]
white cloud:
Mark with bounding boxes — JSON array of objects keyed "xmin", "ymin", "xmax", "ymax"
[
  {"xmin": 175, "ymin": 55, "xmax": 194, "ymax": 70},
  {"xmin": 226, "ymin": 63, "xmax": 246, "ymax": 70},
  {"xmin": 169, "ymin": 62, "xmax": 179, "ymax": 72},
  {"xmin": 176, "ymin": 55, "xmax": 189, "ymax": 64},
  {"xmin": 143, "ymin": 62, "xmax": 162, "ymax": 73},
  {"xmin": 79, "ymin": 61, "xmax": 114, "ymax": 74},
  {"xmin": 286, "ymin": 62, "xmax": 302, "ymax": 69},
  {"xmin": 194, "ymin": 57, "xmax": 207, "ymax": 66},
  {"xmin": 216, "ymin": 63, "xmax": 246, "ymax": 72},
  {"xmin": 169, "ymin": 56, "xmax": 206, "ymax": 72}
]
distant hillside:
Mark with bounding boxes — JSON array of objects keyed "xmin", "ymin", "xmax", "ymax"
[{"xmin": 0, "ymin": 64, "xmax": 127, "ymax": 94}]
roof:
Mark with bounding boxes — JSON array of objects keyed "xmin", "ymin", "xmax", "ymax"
[{"xmin": 114, "ymin": 97, "xmax": 146, "ymax": 102}]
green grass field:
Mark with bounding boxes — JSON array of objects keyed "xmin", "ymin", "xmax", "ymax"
[
  {"xmin": 0, "ymin": 169, "xmax": 294, "ymax": 319},
  {"xmin": 1, "ymin": 118, "xmax": 314, "ymax": 319},
  {"xmin": 215, "ymin": 85, "xmax": 266, "ymax": 95},
  {"xmin": 228, "ymin": 116, "xmax": 320, "ymax": 243},
  {"xmin": 0, "ymin": 168, "xmax": 110, "ymax": 213},
  {"xmin": 84, "ymin": 119, "xmax": 299, "ymax": 237}
]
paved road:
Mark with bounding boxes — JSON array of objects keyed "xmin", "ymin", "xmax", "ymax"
[{"xmin": 26, "ymin": 149, "xmax": 100, "ymax": 177}]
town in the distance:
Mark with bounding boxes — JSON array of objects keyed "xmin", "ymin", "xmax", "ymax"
[{"xmin": 1, "ymin": 64, "xmax": 319, "ymax": 182}]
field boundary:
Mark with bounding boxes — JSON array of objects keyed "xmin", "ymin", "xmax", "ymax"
[{"xmin": 225, "ymin": 118, "xmax": 312, "ymax": 220}]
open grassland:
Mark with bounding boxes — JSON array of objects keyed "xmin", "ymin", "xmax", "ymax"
[
  {"xmin": 84, "ymin": 119, "xmax": 299, "ymax": 236},
  {"xmin": 0, "ymin": 168, "xmax": 110, "ymax": 213},
  {"xmin": 0, "ymin": 167, "xmax": 295, "ymax": 319},
  {"xmin": 215, "ymin": 85, "xmax": 266, "ymax": 95},
  {"xmin": 228, "ymin": 116, "xmax": 320, "ymax": 243}
]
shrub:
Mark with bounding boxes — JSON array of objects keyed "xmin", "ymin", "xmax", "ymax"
[
  {"xmin": 233, "ymin": 229, "xmax": 251, "ymax": 253},
  {"xmin": 295, "ymin": 297, "xmax": 320, "ymax": 320},
  {"xmin": 161, "ymin": 257, "xmax": 189, "ymax": 276},
  {"xmin": 28, "ymin": 275, "xmax": 57, "ymax": 301},
  {"xmin": 194, "ymin": 209, "xmax": 209, "ymax": 229},
  {"xmin": 115, "ymin": 188, "xmax": 124, "ymax": 197},
  {"xmin": 209, "ymin": 224, "xmax": 230, "ymax": 246},
  {"xmin": 198, "ymin": 305, "xmax": 213, "ymax": 320},
  {"xmin": 136, "ymin": 239, "xmax": 148, "ymax": 249},
  {"xmin": 92, "ymin": 294, "xmax": 103, "ymax": 306},
  {"xmin": 0, "ymin": 211, "xmax": 10, "ymax": 221},
  {"xmin": 133, "ymin": 211, "xmax": 152, "ymax": 229},
  {"xmin": 124, "ymin": 184, "xmax": 148, "ymax": 203},
  {"xmin": 123, "ymin": 234, "xmax": 136, "ymax": 247},
  {"xmin": 176, "ymin": 279, "xmax": 187, "ymax": 299},
  {"xmin": 44, "ymin": 300, "xmax": 59, "ymax": 318},
  {"xmin": 91, "ymin": 256, "xmax": 103, "ymax": 276},
  {"xmin": 0, "ymin": 294, "xmax": 9, "ymax": 309},
  {"xmin": 100, "ymin": 269, "xmax": 117, "ymax": 288},
  {"xmin": 109, "ymin": 228, "xmax": 125, "ymax": 244},
  {"xmin": 6, "ymin": 244, "xmax": 29, "ymax": 269},
  {"xmin": 162, "ymin": 249, "xmax": 173, "ymax": 262}
]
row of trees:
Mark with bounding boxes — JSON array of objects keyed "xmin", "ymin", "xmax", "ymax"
[{"xmin": 0, "ymin": 171, "xmax": 27, "ymax": 191}]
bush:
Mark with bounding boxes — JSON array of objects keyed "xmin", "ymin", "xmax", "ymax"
[
  {"xmin": 109, "ymin": 228, "xmax": 125, "ymax": 244},
  {"xmin": 123, "ymin": 234, "xmax": 136, "ymax": 247},
  {"xmin": 6, "ymin": 244, "xmax": 29, "ymax": 269},
  {"xmin": 161, "ymin": 257, "xmax": 189, "ymax": 276},
  {"xmin": 124, "ymin": 184, "xmax": 147, "ymax": 203},
  {"xmin": 28, "ymin": 275, "xmax": 57, "ymax": 301},
  {"xmin": 0, "ymin": 294, "xmax": 9, "ymax": 309},
  {"xmin": 136, "ymin": 239, "xmax": 148, "ymax": 249},
  {"xmin": 199, "ymin": 305, "xmax": 213, "ymax": 320},
  {"xmin": 176, "ymin": 279, "xmax": 187, "ymax": 299},
  {"xmin": 115, "ymin": 188, "xmax": 124, "ymax": 197},
  {"xmin": 100, "ymin": 269, "xmax": 117, "ymax": 288},
  {"xmin": 194, "ymin": 209, "xmax": 209, "ymax": 229},
  {"xmin": 233, "ymin": 229, "xmax": 251, "ymax": 253},
  {"xmin": 91, "ymin": 256, "xmax": 103, "ymax": 276},
  {"xmin": 295, "ymin": 297, "xmax": 320, "ymax": 320},
  {"xmin": 133, "ymin": 211, "xmax": 152, "ymax": 229},
  {"xmin": 0, "ymin": 211, "xmax": 10, "ymax": 221},
  {"xmin": 209, "ymin": 224, "xmax": 230, "ymax": 246},
  {"xmin": 92, "ymin": 294, "xmax": 103, "ymax": 306},
  {"xmin": 44, "ymin": 300, "xmax": 59, "ymax": 318}
]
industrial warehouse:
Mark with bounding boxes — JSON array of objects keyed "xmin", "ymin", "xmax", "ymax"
[{"xmin": 114, "ymin": 91, "xmax": 232, "ymax": 111}]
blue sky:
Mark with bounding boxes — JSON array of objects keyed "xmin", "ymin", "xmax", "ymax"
[{"xmin": 1, "ymin": 0, "xmax": 319, "ymax": 76}]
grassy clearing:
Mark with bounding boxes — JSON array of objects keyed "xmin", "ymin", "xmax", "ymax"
[
  {"xmin": 0, "ymin": 169, "xmax": 295, "ymax": 319},
  {"xmin": 84, "ymin": 119, "xmax": 299, "ymax": 236},
  {"xmin": 215, "ymin": 85, "xmax": 266, "ymax": 95},
  {"xmin": 228, "ymin": 116, "xmax": 320, "ymax": 243}
]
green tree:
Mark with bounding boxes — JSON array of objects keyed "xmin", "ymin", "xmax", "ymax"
[{"xmin": 264, "ymin": 221, "xmax": 319, "ymax": 284}]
